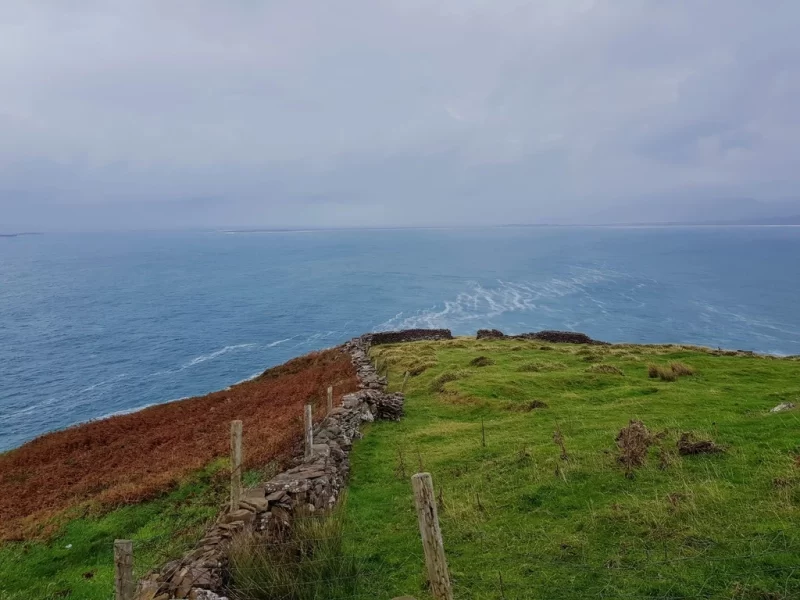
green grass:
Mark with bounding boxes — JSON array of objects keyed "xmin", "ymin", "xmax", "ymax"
[
  {"xmin": 0, "ymin": 461, "xmax": 270, "ymax": 600},
  {"xmin": 343, "ymin": 338, "xmax": 800, "ymax": 599},
  {"xmin": 228, "ymin": 501, "xmax": 362, "ymax": 600}
]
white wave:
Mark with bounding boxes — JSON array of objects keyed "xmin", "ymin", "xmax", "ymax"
[
  {"xmin": 267, "ymin": 336, "xmax": 296, "ymax": 348},
  {"xmin": 377, "ymin": 268, "xmax": 623, "ymax": 331},
  {"xmin": 228, "ymin": 371, "xmax": 263, "ymax": 388},
  {"xmin": 78, "ymin": 373, "xmax": 127, "ymax": 394},
  {"xmin": 185, "ymin": 343, "xmax": 257, "ymax": 367}
]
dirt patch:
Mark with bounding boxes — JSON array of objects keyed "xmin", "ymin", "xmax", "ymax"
[
  {"xmin": 525, "ymin": 400, "xmax": 549, "ymax": 410},
  {"xmin": 677, "ymin": 432, "xmax": 724, "ymax": 455},
  {"xmin": 469, "ymin": 356, "xmax": 494, "ymax": 367},
  {"xmin": 0, "ymin": 348, "xmax": 359, "ymax": 541}
]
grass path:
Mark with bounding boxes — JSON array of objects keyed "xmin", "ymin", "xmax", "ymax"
[{"xmin": 344, "ymin": 339, "xmax": 800, "ymax": 599}]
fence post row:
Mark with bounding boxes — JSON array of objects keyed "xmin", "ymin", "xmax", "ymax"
[
  {"xmin": 304, "ymin": 403, "xmax": 313, "ymax": 459},
  {"xmin": 114, "ymin": 539, "xmax": 134, "ymax": 600},
  {"xmin": 411, "ymin": 472, "xmax": 454, "ymax": 600},
  {"xmin": 327, "ymin": 385, "xmax": 333, "ymax": 414},
  {"xmin": 230, "ymin": 420, "xmax": 243, "ymax": 511}
]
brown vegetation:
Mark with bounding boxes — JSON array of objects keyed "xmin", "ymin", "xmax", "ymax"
[
  {"xmin": 648, "ymin": 361, "xmax": 695, "ymax": 381},
  {"xmin": 0, "ymin": 348, "xmax": 358, "ymax": 541},
  {"xmin": 677, "ymin": 432, "xmax": 724, "ymax": 455},
  {"xmin": 616, "ymin": 420, "xmax": 652, "ymax": 477}
]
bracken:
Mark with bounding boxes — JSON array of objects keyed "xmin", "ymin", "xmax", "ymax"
[{"xmin": 0, "ymin": 348, "xmax": 359, "ymax": 541}]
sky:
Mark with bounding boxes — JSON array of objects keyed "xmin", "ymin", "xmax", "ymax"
[{"xmin": 1, "ymin": 1, "xmax": 799, "ymax": 230}]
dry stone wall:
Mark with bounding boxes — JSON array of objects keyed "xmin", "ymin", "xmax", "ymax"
[
  {"xmin": 476, "ymin": 328, "xmax": 607, "ymax": 345},
  {"xmin": 135, "ymin": 330, "xmax": 447, "ymax": 600}
]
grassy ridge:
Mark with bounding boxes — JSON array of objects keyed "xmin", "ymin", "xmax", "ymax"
[{"xmin": 344, "ymin": 339, "xmax": 800, "ymax": 599}]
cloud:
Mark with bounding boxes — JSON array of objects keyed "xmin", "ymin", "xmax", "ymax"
[{"xmin": 1, "ymin": 1, "xmax": 799, "ymax": 229}]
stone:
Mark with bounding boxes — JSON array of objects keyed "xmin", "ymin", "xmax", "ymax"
[
  {"xmin": 239, "ymin": 496, "xmax": 268, "ymax": 512},
  {"xmin": 770, "ymin": 402, "xmax": 796, "ymax": 412},
  {"xmin": 221, "ymin": 509, "xmax": 255, "ymax": 526},
  {"xmin": 190, "ymin": 589, "xmax": 230, "ymax": 600}
]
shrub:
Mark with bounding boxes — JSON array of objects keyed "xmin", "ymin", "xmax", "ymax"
[
  {"xmin": 227, "ymin": 505, "xmax": 361, "ymax": 600},
  {"xmin": 469, "ymin": 356, "xmax": 494, "ymax": 367},
  {"xmin": 586, "ymin": 364, "xmax": 624, "ymax": 376}
]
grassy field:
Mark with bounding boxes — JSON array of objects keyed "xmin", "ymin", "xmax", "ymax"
[{"xmin": 344, "ymin": 338, "xmax": 800, "ymax": 599}]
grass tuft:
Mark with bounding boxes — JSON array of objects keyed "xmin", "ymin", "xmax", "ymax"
[
  {"xmin": 227, "ymin": 504, "xmax": 361, "ymax": 600},
  {"xmin": 669, "ymin": 361, "xmax": 695, "ymax": 377},
  {"xmin": 429, "ymin": 369, "xmax": 470, "ymax": 392},
  {"xmin": 469, "ymin": 356, "xmax": 494, "ymax": 367},
  {"xmin": 517, "ymin": 361, "xmax": 567, "ymax": 373},
  {"xmin": 648, "ymin": 362, "xmax": 695, "ymax": 381},
  {"xmin": 586, "ymin": 364, "xmax": 624, "ymax": 376}
]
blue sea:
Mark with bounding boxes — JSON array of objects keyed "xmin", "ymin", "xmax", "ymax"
[{"xmin": 2, "ymin": 226, "xmax": 799, "ymax": 451}]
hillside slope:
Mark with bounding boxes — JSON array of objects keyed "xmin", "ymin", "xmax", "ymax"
[{"xmin": 0, "ymin": 347, "xmax": 358, "ymax": 599}]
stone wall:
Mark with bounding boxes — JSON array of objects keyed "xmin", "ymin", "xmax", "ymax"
[
  {"xmin": 367, "ymin": 328, "xmax": 453, "ymax": 346},
  {"xmin": 135, "ymin": 331, "xmax": 418, "ymax": 600},
  {"xmin": 476, "ymin": 328, "xmax": 608, "ymax": 345}
]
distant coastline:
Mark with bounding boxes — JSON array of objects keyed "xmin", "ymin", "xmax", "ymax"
[{"xmin": 0, "ymin": 232, "xmax": 43, "ymax": 238}]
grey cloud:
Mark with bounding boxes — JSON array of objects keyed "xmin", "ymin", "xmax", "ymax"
[{"xmin": 1, "ymin": 1, "xmax": 800, "ymax": 230}]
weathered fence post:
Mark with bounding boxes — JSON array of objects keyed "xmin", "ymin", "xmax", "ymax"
[
  {"xmin": 411, "ymin": 473, "xmax": 453, "ymax": 600},
  {"xmin": 114, "ymin": 539, "xmax": 134, "ymax": 600},
  {"xmin": 327, "ymin": 385, "xmax": 333, "ymax": 414},
  {"xmin": 230, "ymin": 420, "xmax": 243, "ymax": 511},
  {"xmin": 401, "ymin": 371, "xmax": 410, "ymax": 393},
  {"xmin": 304, "ymin": 404, "xmax": 313, "ymax": 459}
]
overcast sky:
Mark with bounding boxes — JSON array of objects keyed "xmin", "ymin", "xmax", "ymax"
[{"xmin": 2, "ymin": 1, "xmax": 799, "ymax": 230}]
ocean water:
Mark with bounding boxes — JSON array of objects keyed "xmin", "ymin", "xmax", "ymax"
[{"xmin": 1, "ymin": 226, "xmax": 799, "ymax": 451}]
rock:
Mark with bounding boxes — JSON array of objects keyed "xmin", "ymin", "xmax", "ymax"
[
  {"xmin": 770, "ymin": 402, "xmax": 796, "ymax": 412},
  {"xmin": 239, "ymin": 497, "xmax": 268, "ymax": 512},
  {"xmin": 221, "ymin": 509, "xmax": 255, "ymax": 526},
  {"xmin": 375, "ymin": 392, "xmax": 405, "ymax": 421},
  {"xmin": 190, "ymin": 589, "xmax": 230, "ymax": 600}
]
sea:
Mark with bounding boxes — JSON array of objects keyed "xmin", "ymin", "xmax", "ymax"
[{"xmin": 2, "ymin": 226, "xmax": 799, "ymax": 451}]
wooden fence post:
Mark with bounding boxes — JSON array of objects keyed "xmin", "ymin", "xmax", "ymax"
[
  {"xmin": 327, "ymin": 385, "xmax": 333, "ymax": 414},
  {"xmin": 230, "ymin": 420, "xmax": 243, "ymax": 511},
  {"xmin": 114, "ymin": 539, "xmax": 134, "ymax": 600},
  {"xmin": 304, "ymin": 404, "xmax": 313, "ymax": 459},
  {"xmin": 411, "ymin": 473, "xmax": 453, "ymax": 600}
]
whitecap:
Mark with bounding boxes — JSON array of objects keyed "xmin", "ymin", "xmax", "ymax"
[{"xmin": 184, "ymin": 343, "xmax": 257, "ymax": 367}]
